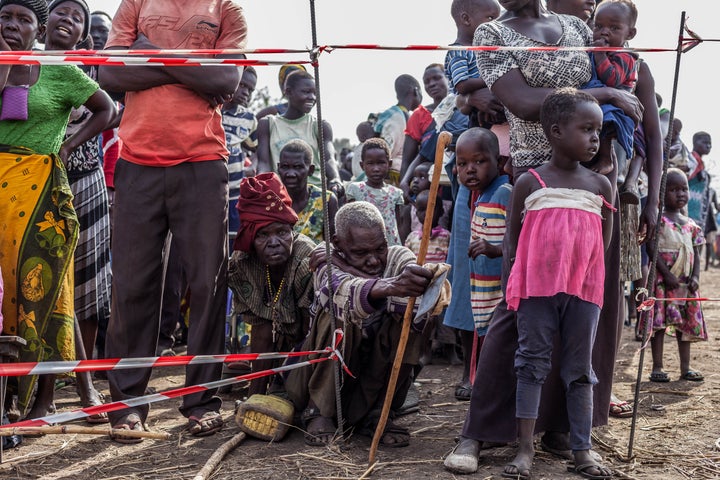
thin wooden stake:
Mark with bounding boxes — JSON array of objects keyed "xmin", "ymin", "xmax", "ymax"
[{"xmin": 368, "ymin": 131, "xmax": 452, "ymax": 464}]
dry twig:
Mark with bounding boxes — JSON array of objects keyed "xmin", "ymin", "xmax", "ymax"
[
  {"xmin": 192, "ymin": 432, "xmax": 246, "ymax": 480},
  {"xmin": 358, "ymin": 461, "xmax": 377, "ymax": 479}
]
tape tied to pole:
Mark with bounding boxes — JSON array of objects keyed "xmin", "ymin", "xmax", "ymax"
[{"xmin": 0, "ymin": 331, "xmax": 350, "ymax": 430}]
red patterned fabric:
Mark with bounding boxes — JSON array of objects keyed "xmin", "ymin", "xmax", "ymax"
[{"xmin": 234, "ymin": 172, "xmax": 298, "ymax": 252}]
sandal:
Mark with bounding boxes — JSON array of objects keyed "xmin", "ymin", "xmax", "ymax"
[
  {"xmin": 188, "ymin": 411, "xmax": 224, "ymax": 437},
  {"xmin": 540, "ymin": 437, "xmax": 603, "ymax": 462},
  {"xmin": 454, "ymin": 380, "xmax": 472, "ymax": 401},
  {"xmin": 87, "ymin": 412, "xmax": 110, "ymax": 424},
  {"xmin": 304, "ymin": 415, "xmax": 336, "ymax": 446},
  {"xmin": 358, "ymin": 419, "xmax": 410, "ymax": 448},
  {"xmin": 649, "ymin": 371, "xmax": 670, "ymax": 383},
  {"xmin": 567, "ymin": 461, "xmax": 613, "ymax": 479},
  {"xmin": 609, "ymin": 400, "xmax": 633, "ymax": 418},
  {"xmin": 378, "ymin": 422, "xmax": 410, "ymax": 447},
  {"xmin": 83, "ymin": 391, "xmax": 109, "ymax": 424},
  {"xmin": 111, "ymin": 412, "xmax": 145, "ymax": 444},
  {"xmin": 681, "ymin": 370, "xmax": 704, "ymax": 382},
  {"xmin": 502, "ymin": 463, "xmax": 531, "ymax": 479}
]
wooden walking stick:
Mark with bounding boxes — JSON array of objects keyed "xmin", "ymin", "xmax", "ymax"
[
  {"xmin": 368, "ymin": 131, "xmax": 452, "ymax": 464},
  {"xmin": 0, "ymin": 425, "xmax": 170, "ymax": 440}
]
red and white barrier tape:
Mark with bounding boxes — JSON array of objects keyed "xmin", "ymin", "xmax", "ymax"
[
  {"xmin": 637, "ymin": 296, "xmax": 719, "ymax": 311},
  {"xmin": 635, "ymin": 287, "xmax": 719, "ymax": 311},
  {"xmin": 1, "ymin": 330, "xmax": 348, "ymax": 429},
  {"xmin": 0, "ymin": 55, "xmax": 308, "ymax": 67},
  {"xmin": 0, "ymin": 48, "xmax": 311, "ymax": 56},
  {"xmin": 0, "ymin": 42, "xmax": 689, "ymax": 66},
  {"xmin": 324, "ymin": 44, "xmax": 678, "ymax": 54},
  {"xmin": 0, "ymin": 349, "xmax": 332, "ymax": 377}
]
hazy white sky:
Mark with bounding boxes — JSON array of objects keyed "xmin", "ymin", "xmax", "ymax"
[{"xmin": 92, "ymin": 0, "xmax": 718, "ymax": 151}]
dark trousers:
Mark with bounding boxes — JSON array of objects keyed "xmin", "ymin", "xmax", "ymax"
[
  {"xmin": 106, "ymin": 159, "xmax": 228, "ymax": 423},
  {"xmin": 515, "ymin": 295, "xmax": 600, "ymax": 451},
  {"xmin": 159, "ymin": 235, "xmax": 186, "ymax": 352}
]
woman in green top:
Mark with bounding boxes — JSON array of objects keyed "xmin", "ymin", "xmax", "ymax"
[{"xmin": 0, "ymin": 0, "xmax": 115, "ymax": 420}]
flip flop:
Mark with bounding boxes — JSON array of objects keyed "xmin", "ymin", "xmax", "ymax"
[
  {"xmin": 681, "ymin": 370, "xmax": 704, "ymax": 381},
  {"xmin": 86, "ymin": 412, "xmax": 110, "ymax": 424},
  {"xmin": 83, "ymin": 392, "xmax": 109, "ymax": 424},
  {"xmin": 454, "ymin": 381, "xmax": 472, "ymax": 401},
  {"xmin": 379, "ymin": 422, "xmax": 410, "ymax": 448},
  {"xmin": 567, "ymin": 462, "xmax": 613, "ymax": 479},
  {"xmin": 609, "ymin": 400, "xmax": 634, "ymax": 418},
  {"xmin": 188, "ymin": 411, "xmax": 224, "ymax": 437},
  {"xmin": 111, "ymin": 412, "xmax": 145, "ymax": 444},
  {"xmin": 303, "ymin": 416, "xmax": 336, "ymax": 446},
  {"xmin": 540, "ymin": 439, "xmax": 603, "ymax": 462},
  {"xmin": 649, "ymin": 371, "xmax": 670, "ymax": 383},
  {"xmin": 501, "ymin": 463, "xmax": 531, "ymax": 479},
  {"xmin": 358, "ymin": 420, "xmax": 410, "ymax": 448}
]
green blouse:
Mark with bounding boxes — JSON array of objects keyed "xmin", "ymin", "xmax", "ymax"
[{"xmin": 0, "ymin": 65, "xmax": 98, "ymax": 154}]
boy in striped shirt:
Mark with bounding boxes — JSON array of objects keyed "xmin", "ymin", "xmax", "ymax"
[{"xmin": 457, "ymin": 128, "xmax": 511, "ymax": 346}]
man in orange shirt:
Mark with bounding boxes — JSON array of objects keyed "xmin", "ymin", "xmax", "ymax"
[{"xmin": 98, "ymin": 0, "xmax": 247, "ymax": 441}]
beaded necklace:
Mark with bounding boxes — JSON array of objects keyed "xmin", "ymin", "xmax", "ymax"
[{"xmin": 266, "ymin": 265, "xmax": 286, "ymax": 343}]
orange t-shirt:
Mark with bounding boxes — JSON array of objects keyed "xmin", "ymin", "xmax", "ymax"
[{"xmin": 106, "ymin": 0, "xmax": 248, "ymax": 166}]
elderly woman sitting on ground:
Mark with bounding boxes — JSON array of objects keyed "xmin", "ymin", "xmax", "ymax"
[
  {"xmin": 228, "ymin": 172, "xmax": 316, "ymax": 397},
  {"xmin": 286, "ymin": 201, "xmax": 449, "ymax": 448}
]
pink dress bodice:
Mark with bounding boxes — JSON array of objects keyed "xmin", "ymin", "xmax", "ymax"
[{"xmin": 506, "ymin": 169, "xmax": 614, "ymax": 311}]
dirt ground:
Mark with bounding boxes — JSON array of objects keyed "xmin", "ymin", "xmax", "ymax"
[{"xmin": 1, "ymin": 267, "xmax": 719, "ymax": 480}]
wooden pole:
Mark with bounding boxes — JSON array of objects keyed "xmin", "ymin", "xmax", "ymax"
[
  {"xmin": 368, "ymin": 131, "xmax": 452, "ymax": 464},
  {"xmin": 0, "ymin": 425, "xmax": 170, "ymax": 440}
]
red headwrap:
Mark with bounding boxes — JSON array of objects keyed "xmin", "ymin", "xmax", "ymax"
[{"xmin": 234, "ymin": 172, "xmax": 298, "ymax": 252}]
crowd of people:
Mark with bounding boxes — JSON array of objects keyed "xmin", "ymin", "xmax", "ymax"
[{"xmin": 0, "ymin": 0, "xmax": 715, "ymax": 478}]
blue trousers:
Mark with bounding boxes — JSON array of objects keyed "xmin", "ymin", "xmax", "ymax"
[{"xmin": 515, "ymin": 294, "xmax": 600, "ymax": 451}]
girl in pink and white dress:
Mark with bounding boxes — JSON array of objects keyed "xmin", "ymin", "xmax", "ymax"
[{"xmin": 503, "ymin": 88, "xmax": 615, "ymax": 480}]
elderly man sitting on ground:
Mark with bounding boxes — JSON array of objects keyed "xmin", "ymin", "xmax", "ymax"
[{"xmin": 286, "ymin": 201, "xmax": 448, "ymax": 448}]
